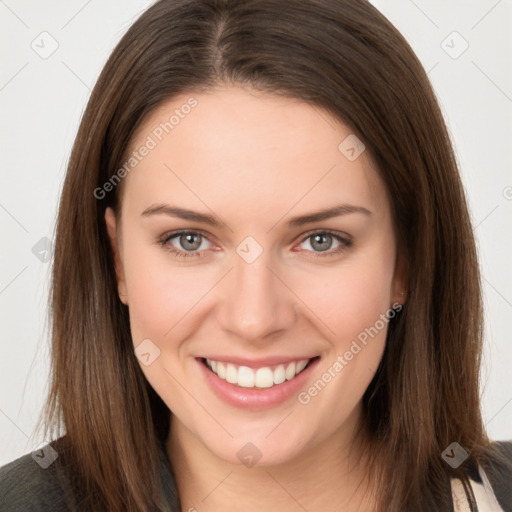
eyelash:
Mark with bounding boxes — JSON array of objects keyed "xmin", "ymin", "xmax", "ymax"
[{"xmin": 157, "ymin": 229, "xmax": 353, "ymax": 260}]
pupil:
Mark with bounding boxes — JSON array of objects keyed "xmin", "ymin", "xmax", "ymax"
[
  {"xmin": 181, "ymin": 233, "xmax": 201, "ymax": 251},
  {"xmin": 312, "ymin": 234, "xmax": 332, "ymax": 252}
]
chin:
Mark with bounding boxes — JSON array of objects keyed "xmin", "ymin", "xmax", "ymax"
[{"xmin": 207, "ymin": 430, "xmax": 310, "ymax": 468}]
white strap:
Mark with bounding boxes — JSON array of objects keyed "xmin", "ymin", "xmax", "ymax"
[
  {"xmin": 451, "ymin": 466, "xmax": 505, "ymax": 512},
  {"xmin": 451, "ymin": 478, "xmax": 472, "ymax": 512}
]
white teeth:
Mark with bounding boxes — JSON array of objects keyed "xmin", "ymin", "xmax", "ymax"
[
  {"xmin": 238, "ymin": 366, "xmax": 255, "ymax": 387},
  {"xmin": 205, "ymin": 358, "xmax": 311, "ymax": 388},
  {"xmin": 255, "ymin": 367, "xmax": 274, "ymax": 388},
  {"xmin": 285, "ymin": 363, "xmax": 295, "ymax": 380},
  {"xmin": 295, "ymin": 359, "xmax": 308, "ymax": 374},
  {"xmin": 273, "ymin": 365, "xmax": 286, "ymax": 385},
  {"xmin": 226, "ymin": 364, "xmax": 237, "ymax": 384},
  {"xmin": 216, "ymin": 361, "xmax": 226, "ymax": 379}
]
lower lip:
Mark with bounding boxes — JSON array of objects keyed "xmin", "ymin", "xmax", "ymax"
[{"xmin": 197, "ymin": 357, "xmax": 320, "ymax": 410}]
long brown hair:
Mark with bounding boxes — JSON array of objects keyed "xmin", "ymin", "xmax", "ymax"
[{"xmin": 41, "ymin": 0, "xmax": 496, "ymax": 510}]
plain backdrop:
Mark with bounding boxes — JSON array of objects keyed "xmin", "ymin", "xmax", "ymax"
[{"xmin": 1, "ymin": 0, "xmax": 511, "ymax": 466}]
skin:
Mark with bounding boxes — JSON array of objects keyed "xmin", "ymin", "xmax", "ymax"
[{"xmin": 105, "ymin": 86, "xmax": 406, "ymax": 511}]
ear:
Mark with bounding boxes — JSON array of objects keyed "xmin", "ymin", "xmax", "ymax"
[
  {"xmin": 391, "ymin": 252, "xmax": 407, "ymax": 307},
  {"xmin": 105, "ymin": 207, "xmax": 128, "ymax": 305}
]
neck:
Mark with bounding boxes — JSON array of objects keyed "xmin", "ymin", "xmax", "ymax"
[{"xmin": 166, "ymin": 406, "xmax": 377, "ymax": 512}]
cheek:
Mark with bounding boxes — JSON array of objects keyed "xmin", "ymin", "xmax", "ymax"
[
  {"xmin": 290, "ymin": 246, "xmax": 395, "ymax": 399},
  {"xmin": 120, "ymin": 242, "xmax": 213, "ymax": 408},
  {"xmin": 121, "ymin": 241, "xmax": 214, "ymax": 345},
  {"xmin": 296, "ymin": 257, "xmax": 395, "ymax": 344}
]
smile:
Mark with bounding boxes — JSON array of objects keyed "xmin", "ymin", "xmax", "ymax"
[{"xmin": 203, "ymin": 357, "xmax": 314, "ymax": 389}]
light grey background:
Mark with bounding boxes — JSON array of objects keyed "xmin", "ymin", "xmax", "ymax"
[{"xmin": 1, "ymin": 0, "xmax": 511, "ymax": 466}]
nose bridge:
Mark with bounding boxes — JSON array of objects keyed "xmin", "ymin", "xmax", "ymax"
[{"xmin": 218, "ymin": 248, "xmax": 296, "ymax": 340}]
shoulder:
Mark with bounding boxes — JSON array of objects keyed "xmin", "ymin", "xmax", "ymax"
[
  {"xmin": 480, "ymin": 440, "xmax": 512, "ymax": 511},
  {"xmin": 0, "ymin": 439, "xmax": 74, "ymax": 512}
]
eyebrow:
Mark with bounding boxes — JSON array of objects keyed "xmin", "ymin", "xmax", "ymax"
[{"xmin": 140, "ymin": 203, "xmax": 372, "ymax": 228}]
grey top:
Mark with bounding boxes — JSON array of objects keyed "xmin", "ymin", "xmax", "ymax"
[{"xmin": 1, "ymin": 438, "xmax": 511, "ymax": 511}]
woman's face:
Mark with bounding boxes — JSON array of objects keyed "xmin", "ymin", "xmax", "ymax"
[{"xmin": 105, "ymin": 86, "xmax": 405, "ymax": 466}]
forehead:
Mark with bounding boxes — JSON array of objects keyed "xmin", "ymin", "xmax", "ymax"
[{"xmin": 120, "ymin": 86, "xmax": 388, "ymax": 223}]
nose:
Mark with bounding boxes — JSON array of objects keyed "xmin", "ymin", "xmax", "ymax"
[{"xmin": 216, "ymin": 249, "xmax": 297, "ymax": 343}]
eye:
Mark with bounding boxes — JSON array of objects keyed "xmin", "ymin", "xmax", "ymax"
[
  {"xmin": 157, "ymin": 229, "xmax": 352, "ymax": 260},
  {"xmin": 158, "ymin": 230, "xmax": 214, "ymax": 260},
  {"xmin": 296, "ymin": 230, "xmax": 352, "ymax": 257}
]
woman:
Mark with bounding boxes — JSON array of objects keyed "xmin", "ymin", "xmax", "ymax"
[{"xmin": 1, "ymin": 0, "xmax": 510, "ymax": 510}]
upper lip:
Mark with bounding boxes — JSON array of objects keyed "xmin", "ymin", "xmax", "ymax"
[{"xmin": 199, "ymin": 355, "xmax": 319, "ymax": 369}]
